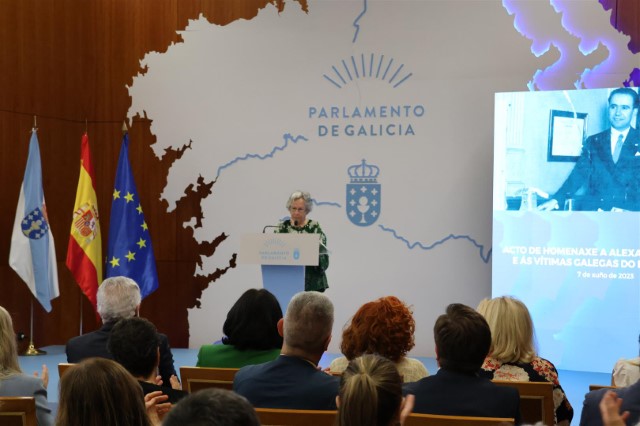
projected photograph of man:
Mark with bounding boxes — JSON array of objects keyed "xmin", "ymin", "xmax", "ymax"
[{"xmin": 494, "ymin": 87, "xmax": 640, "ymax": 212}]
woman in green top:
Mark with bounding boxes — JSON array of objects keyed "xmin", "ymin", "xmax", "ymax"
[
  {"xmin": 277, "ymin": 190, "xmax": 329, "ymax": 292},
  {"xmin": 196, "ymin": 289, "xmax": 283, "ymax": 368}
]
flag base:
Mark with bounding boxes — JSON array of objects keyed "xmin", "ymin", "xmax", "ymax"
[{"xmin": 23, "ymin": 343, "xmax": 47, "ymax": 356}]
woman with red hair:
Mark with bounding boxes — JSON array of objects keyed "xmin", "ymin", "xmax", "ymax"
[{"xmin": 329, "ymin": 296, "xmax": 428, "ymax": 382}]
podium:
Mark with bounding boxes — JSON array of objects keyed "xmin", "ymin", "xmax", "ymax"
[{"xmin": 238, "ymin": 233, "xmax": 320, "ymax": 310}]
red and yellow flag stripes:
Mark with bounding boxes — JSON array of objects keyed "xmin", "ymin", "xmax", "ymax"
[{"xmin": 66, "ymin": 133, "xmax": 102, "ymax": 310}]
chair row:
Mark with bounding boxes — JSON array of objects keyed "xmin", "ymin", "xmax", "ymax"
[
  {"xmin": 0, "ymin": 397, "xmax": 37, "ymax": 426},
  {"xmin": 0, "ymin": 395, "xmax": 513, "ymax": 426},
  {"xmin": 177, "ymin": 366, "xmax": 549, "ymax": 426},
  {"xmin": 256, "ymin": 408, "xmax": 514, "ymax": 426},
  {"xmin": 58, "ymin": 364, "xmax": 619, "ymax": 426}
]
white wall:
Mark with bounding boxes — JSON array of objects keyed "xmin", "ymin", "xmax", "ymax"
[{"xmin": 127, "ymin": 0, "xmax": 636, "ymax": 357}]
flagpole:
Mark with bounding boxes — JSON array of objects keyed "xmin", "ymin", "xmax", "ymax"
[
  {"xmin": 23, "ymin": 300, "xmax": 46, "ymax": 356},
  {"xmin": 79, "ymin": 296, "xmax": 83, "ymax": 336}
]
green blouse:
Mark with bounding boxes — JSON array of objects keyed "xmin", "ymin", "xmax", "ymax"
[
  {"xmin": 276, "ymin": 219, "xmax": 329, "ymax": 292},
  {"xmin": 196, "ymin": 344, "xmax": 281, "ymax": 368}
]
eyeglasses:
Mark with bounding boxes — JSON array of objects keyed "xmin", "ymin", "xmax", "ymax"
[{"xmin": 289, "ymin": 207, "xmax": 306, "ymax": 212}]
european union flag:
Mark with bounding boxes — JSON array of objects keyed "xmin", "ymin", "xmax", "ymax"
[{"xmin": 106, "ymin": 133, "xmax": 158, "ymax": 298}]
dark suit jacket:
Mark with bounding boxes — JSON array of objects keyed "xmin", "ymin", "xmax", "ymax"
[
  {"xmin": 580, "ymin": 381, "xmax": 640, "ymax": 426},
  {"xmin": 65, "ymin": 320, "xmax": 177, "ymax": 385},
  {"xmin": 233, "ymin": 355, "xmax": 339, "ymax": 410},
  {"xmin": 554, "ymin": 127, "xmax": 640, "ymax": 211},
  {"xmin": 403, "ymin": 368, "xmax": 521, "ymax": 424}
]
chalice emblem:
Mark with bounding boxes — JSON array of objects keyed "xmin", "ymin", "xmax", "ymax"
[{"xmin": 346, "ymin": 159, "xmax": 381, "ymax": 227}]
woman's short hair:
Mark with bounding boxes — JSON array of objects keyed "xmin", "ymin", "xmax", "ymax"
[
  {"xmin": 476, "ymin": 296, "xmax": 536, "ymax": 363},
  {"xmin": 97, "ymin": 276, "xmax": 141, "ymax": 323},
  {"xmin": 340, "ymin": 296, "xmax": 415, "ymax": 363},
  {"xmin": 338, "ymin": 354, "xmax": 403, "ymax": 426},
  {"xmin": 222, "ymin": 289, "xmax": 283, "ymax": 350},
  {"xmin": 56, "ymin": 358, "xmax": 151, "ymax": 426},
  {"xmin": 0, "ymin": 306, "xmax": 22, "ymax": 378},
  {"xmin": 285, "ymin": 190, "xmax": 313, "ymax": 213}
]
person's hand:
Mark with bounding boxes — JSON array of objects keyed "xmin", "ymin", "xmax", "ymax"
[
  {"xmin": 33, "ymin": 365, "xmax": 48, "ymax": 389},
  {"xmin": 154, "ymin": 375, "xmax": 163, "ymax": 386},
  {"xmin": 599, "ymin": 390, "xmax": 629, "ymax": 426},
  {"xmin": 538, "ymin": 199, "xmax": 559, "ymax": 211},
  {"xmin": 399, "ymin": 394, "xmax": 415, "ymax": 425},
  {"xmin": 169, "ymin": 375, "xmax": 181, "ymax": 390},
  {"xmin": 144, "ymin": 391, "xmax": 171, "ymax": 425}
]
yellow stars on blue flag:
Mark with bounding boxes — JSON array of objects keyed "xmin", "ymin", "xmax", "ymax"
[{"xmin": 105, "ymin": 133, "xmax": 159, "ymax": 299}]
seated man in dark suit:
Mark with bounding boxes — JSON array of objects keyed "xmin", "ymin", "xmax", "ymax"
[
  {"xmin": 108, "ymin": 316, "xmax": 187, "ymax": 404},
  {"xmin": 404, "ymin": 303, "xmax": 521, "ymax": 424},
  {"xmin": 65, "ymin": 276, "xmax": 177, "ymax": 385},
  {"xmin": 233, "ymin": 291, "xmax": 339, "ymax": 410},
  {"xmin": 580, "ymin": 381, "xmax": 640, "ymax": 426}
]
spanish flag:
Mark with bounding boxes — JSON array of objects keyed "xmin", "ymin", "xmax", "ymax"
[{"xmin": 66, "ymin": 133, "xmax": 102, "ymax": 310}]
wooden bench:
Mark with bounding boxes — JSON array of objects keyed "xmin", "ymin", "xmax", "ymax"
[
  {"xmin": 492, "ymin": 380, "xmax": 554, "ymax": 426},
  {"xmin": 179, "ymin": 366, "xmax": 239, "ymax": 393},
  {"xmin": 0, "ymin": 397, "xmax": 37, "ymax": 426}
]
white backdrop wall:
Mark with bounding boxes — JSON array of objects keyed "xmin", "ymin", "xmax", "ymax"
[{"xmin": 127, "ymin": 0, "xmax": 637, "ymax": 358}]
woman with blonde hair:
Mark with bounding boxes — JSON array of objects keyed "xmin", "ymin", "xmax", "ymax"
[
  {"xmin": 0, "ymin": 306, "xmax": 53, "ymax": 426},
  {"xmin": 329, "ymin": 296, "xmax": 428, "ymax": 382},
  {"xmin": 337, "ymin": 354, "xmax": 414, "ymax": 426},
  {"xmin": 477, "ymin": 296, "xmax": 573, "ymax": 425}
]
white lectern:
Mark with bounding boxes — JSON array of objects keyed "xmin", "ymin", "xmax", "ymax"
[{"xmin": 238, "ymin": 233, "xmax": 320, "ymax": 311}]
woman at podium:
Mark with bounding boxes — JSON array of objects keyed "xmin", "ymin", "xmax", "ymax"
[{"xmin": 277, "ymin": 190, "xmax": 329, "ymax": 292}]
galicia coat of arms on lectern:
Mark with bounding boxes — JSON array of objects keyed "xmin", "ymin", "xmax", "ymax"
[{"xmin": 346, "ymin": 159, "xmax": 381, "ymax": 227}]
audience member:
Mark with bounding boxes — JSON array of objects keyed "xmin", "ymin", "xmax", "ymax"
[
  {"xmin": 0, "ymin": 306, "xmax": 53, "ymax": 426},
  {"xmin": 612, "ymin": 357, "xmax": 640, "ymax": 387},
  {"xmin": 233, "ymin": 291, "xmax": 339, "ymax": 409},
  {"xmin": 197, "ymin": 288, "xmax": 283, "ymax": 368},
  {"xmin": 337, "ymin": 354, "xmax": 415, "ymax": 426},
  {"xmin": 598, "ymin": 390, "xmax": 632, "ymax": 426},
  {"xmin": 581, "ymin": 381, "xmax": 640, "ymax": 426},
  {"xmin": 65, "ymin": 276, "xmax": 177, "ymax": 385},
  {"xmin": 329, "ymin": 296, "xmax": 428, "ymax": 382},
  {"xmin": 56, "ymin": 357, "xmax": 168, "ymax": 426},
  {"xmin": 477, "ymin": 296, "xmax": 573, "ymax": 425},
  {"xmin": 108, "ymin": 317, "xmax": 187, "ymax": 404},
  {"xmin": 163, "ymin": 388, "xmax": 260, "ymax": 426},
  {"xmin": 404, "ymin": 303, "xmax": 521, "ymax": 423}
]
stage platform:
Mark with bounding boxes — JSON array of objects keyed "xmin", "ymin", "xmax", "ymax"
[{"xmin": 20, "ymin": 345, "xmax": 610, "ymax": 424}]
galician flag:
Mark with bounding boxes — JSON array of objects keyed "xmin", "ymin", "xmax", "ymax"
[
  {"xmin": 9, "ymin": 130, "xmax": 60, "ymax": 312},
  {"xmin": 106, "ymin": 133, "xmax": 158, "ymax": 298},
  {"xmin": 66, "ymin": 133, "xmax": 102, "ymax": 310}
]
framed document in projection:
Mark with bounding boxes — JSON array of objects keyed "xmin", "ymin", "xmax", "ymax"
[{"xmin": 547, "ymin": 109, "xmax": 587, "ymax": 162}]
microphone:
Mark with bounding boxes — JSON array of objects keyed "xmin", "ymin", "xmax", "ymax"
[
  {"xmin": 262, "ymin": 225, "xmax": 278, "ymax": 233},
  {"xmin": 293, "ymin": 220, "xmax": 298, "ymax": 227}
]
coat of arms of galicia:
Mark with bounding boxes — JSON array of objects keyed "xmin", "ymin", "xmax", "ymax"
[
  {"xmin": 346, "ymin": 159, "xmax": 381, "ymax": 227},
  {"xmin": 21, "ymin": 206, "xmax": 49, "ymax": 239}
]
